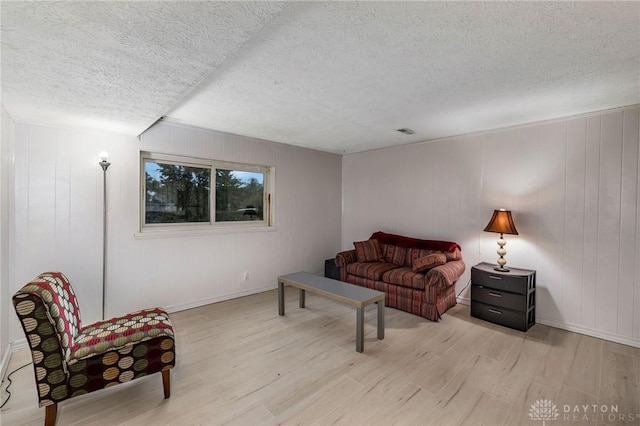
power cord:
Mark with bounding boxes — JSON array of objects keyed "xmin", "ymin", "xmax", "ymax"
[
  {"xmin": 0, "ymin": 362, "xmax": 32, "ymax": 410},
  {"xmin": 456, "ymin": 278, "xmax": 471, "ymax": 299}
]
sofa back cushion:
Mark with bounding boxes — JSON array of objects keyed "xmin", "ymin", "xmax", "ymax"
[
  {"xmin": 354, "ymin": 239, "xmax": 383, "ymax": 262},
  {"xmin": 381, "ymin": 244, "xmax": 407, "ymax": 265}
]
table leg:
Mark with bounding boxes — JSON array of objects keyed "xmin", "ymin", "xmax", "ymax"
[
  {"xmin": 278, "ymin": 281, "xmax": 285, "ymax": 315},
  {"xmin": 299, "ymin": 289, "xmax": 306, "ymax": 308},
  {"xmin": 377, "ymin": 300, "xmax": 385, "ymax": 340},
  {"xmin": 356, "ymin": 307, "xmax": 364, "ymax": 353}
]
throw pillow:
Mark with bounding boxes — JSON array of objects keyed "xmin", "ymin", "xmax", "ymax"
[
  {"xmin": 354, "ymin": 239, "xmax": 383, "ymax": 263},
  {"xmin": 412, "ymin": 253, "xmax": 447, "ymax": 272}
]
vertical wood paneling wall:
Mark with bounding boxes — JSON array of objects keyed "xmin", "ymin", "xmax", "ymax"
[
  {"xmin": 342, "ymin": 106, "xmax": 640, "ymax": 347},
  {"xmin": 1, "ymin": 106, "xmax": 14, "ymax": 364},
  {"xmin": 6, "ymin": 106, "xmax": 639, "ymax": 349},
  {"xmin": 9, "ymin": 120, "xmax": 341, "ymax": 343}
]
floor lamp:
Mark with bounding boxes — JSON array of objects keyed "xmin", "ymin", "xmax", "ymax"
[{"xmin": 99, "ymin": 152, "xmax": 111, "ymax": 320}]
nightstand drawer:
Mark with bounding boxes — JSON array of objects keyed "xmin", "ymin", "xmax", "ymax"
[
  {"xmin": 471, "ymin": 301, "xmax": 529, "ymax": 331},
  {"xmin": 471, "ymin": 285, "xmax": 527, "ymax": 311},
  {"xmin": 471, "ymin": 268, "xmax": 528, "ymax": 294}
]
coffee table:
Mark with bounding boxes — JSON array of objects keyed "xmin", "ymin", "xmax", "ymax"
[{"xmin": 278, "ymin": 271, "xmax": 385, "ymax": 353}]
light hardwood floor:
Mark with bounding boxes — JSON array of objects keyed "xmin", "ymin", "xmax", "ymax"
[{"xmin": 2, "ymin": 287, "xmax": 639, "ymax": 425}]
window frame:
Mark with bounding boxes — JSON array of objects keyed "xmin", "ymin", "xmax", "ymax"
[{"xmin": 140, "ymin": 151, "xmax": 274, "ymax": 233}]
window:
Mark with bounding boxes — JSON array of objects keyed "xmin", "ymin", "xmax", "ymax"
[
  {"xmin": 141, "ymin": 152, "xmax": 273, "ymax": 231},
  {"xmin": 145, "ymin": 161, "xmax": 211, "ymax": 224}
]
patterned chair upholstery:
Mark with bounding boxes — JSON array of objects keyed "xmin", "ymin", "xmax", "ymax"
[{"xmin": 12, "ymin": 272, "xmax": 176, "ymax": 426}]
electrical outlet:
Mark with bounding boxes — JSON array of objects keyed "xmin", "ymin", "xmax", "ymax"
[{"xmin": 242, "ymin": 272, "xmax": 249, "ymax": 281}]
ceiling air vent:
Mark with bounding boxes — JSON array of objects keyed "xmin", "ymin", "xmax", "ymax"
[{"xmin": 396, "ymin": 128, "xmax": 415, "ymax": 135}]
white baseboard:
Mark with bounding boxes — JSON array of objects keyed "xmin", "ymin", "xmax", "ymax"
[
  {"xmin": 536, "ymin": 317, "xmax": 640, "ymax": 349},
  {"xmin": 164, "ymin": 285, "xmax": 276, "ymax": 314},
  {"xmin": 10, "ymin": 339, "xmax": 26, "ymax": 351},
  {"xmin": 455, "ymin": 296, "xmax": 640, "ymax": 348},
  {"xmin": 1, "ymin": 343, "xmax": 11, "ymax": 380},
  {"xmin": 457, "ymin": 296, "xmax": 470, "ymax": 305},
  {"xmin": 1, "ymin": 339, "xmax": 26, "ymax": 380}
]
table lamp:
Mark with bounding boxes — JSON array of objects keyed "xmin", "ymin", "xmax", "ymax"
[{"xmin": 483, "ymin": 209, "xmax": 518, "ymax": 272}]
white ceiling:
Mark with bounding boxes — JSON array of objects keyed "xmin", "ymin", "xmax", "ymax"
[{"xmin": 2, "ymin": 1, "xmax": 639, "ymax": 154}]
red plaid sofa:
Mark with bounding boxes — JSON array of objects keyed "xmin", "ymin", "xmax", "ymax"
[
  {"xmin": 335, "ymin": 231, "xmax": 465, "ymax": 321},
  {"xmin": 12, "ymin": 272, "xmax": 175, "ymax": 426}
]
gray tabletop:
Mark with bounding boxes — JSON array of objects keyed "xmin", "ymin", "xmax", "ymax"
[{"xmin": 278, "ymin": 271, "xmax": 384, "ymax": 306}]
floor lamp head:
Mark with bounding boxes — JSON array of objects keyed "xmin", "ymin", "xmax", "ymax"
[{"xmin": 99, "ymin": 151, "xmax": 111, "ymax": 172}]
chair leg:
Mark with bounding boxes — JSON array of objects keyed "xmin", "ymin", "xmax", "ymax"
[
  {"xmin": 44, "ymin": 404, "xmax": 57, "ymax": 426},
  {"xmin": 162, "ymin": 369, "xmax": 171, "ymax": 399}
]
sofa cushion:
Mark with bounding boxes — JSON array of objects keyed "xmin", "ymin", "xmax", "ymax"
[
  {"xmin": 382, "ymin": 267, "xmax": 428, "ymax": 290},
  {"xmin": 405, "ymin": 248, "xmax": 460, "ymax": 267},
  {"xmin": 412, "ymin": 253, "xmax": 447, "ymax": 272},
  {"xmin": 354, "ymin": 239, "xmax": 383, "ymax": 262},
  {"xmin": 382, "ymin": 244, "xmax": 407, "ymax": 265},
  {"xmin": 346, "ymin": 262, "xmax": 399, "ymax": 281}
]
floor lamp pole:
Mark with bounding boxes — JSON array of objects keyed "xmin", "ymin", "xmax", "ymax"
[{"xmin": 99, "ymin": 153, "xmax": 111, "ymax": 320}]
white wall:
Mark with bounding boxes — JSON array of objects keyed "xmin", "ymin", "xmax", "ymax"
[
  {"xmin": 10, "ymin": 120, "xmax": 341, "ymax": 343},
  {"xmin": 1, "ymin": 105, "xmax": 14, "ymax": 368},
  {"xmin": 9, "ymin": 105, "xmax": 639, "ymax": 349},
  {"xmin": 342, "ymin": 105, "xmax": 640, "ymax": 347}
]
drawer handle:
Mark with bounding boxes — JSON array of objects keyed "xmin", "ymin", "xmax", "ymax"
[
  {"xmin": 488, "ymin": 292, "xmax": 502, "ymax": 298},
  {"xmin": 488, "ymin": 309, "xmax": 502, "ymax": 315},
  {"xmin": 489, "ymin": 275, "xmax": 502, "ymax": 280}
]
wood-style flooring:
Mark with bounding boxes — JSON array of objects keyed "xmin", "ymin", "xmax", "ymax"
[{"xmin": 1, "ymin": 287, "xmax": 639, "ymax": 425}]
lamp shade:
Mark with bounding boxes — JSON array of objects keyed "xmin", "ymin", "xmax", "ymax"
[{"xmin": 483, "ymin": 209, "xmax": 518, "ymax": 235}]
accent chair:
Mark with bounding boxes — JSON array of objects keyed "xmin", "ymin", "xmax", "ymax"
[{"xmin": 12, "ymin": 272, "xmax": 176, "ymax": 426}]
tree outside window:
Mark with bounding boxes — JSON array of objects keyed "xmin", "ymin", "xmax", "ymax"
[
  {"xmin": 141, "ymin": 153, "xmax": 271, "ymax": 230},
  {"xmin": 145, "ymin": 162, "xmax": 210, "ymax": 224},
  {"xmin": 215, "ymin": 169, "xmax": 264, "ymax": 222}
]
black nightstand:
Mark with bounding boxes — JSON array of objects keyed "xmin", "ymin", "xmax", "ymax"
[
  {"xmin": 324, "ymin": 258, "xmax": 340, "ymax": 281},
  {"xmin": 470, "ymin": 262, "xmax": 536, "ymax": 331}
]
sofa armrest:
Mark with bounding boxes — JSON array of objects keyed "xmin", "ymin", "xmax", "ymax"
[
  {"xmin": 335, "ymin": 250, "xmax": 357, "ymax": 267},
  {"xmin": 335, "ymin": 250, "xmax": 357, "ymax": 281},
  {"xmin": 425, "ymin": 260, "xmax": 466, "ymax": 289}
]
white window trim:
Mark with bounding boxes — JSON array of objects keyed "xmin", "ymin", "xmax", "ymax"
[{"xmin": 139, "ymin": 151, "xmax": 275, "ymax": 235}]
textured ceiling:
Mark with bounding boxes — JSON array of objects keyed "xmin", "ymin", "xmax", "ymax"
[
  {"xmin": 1, "ymin": 1, "xmax": 286, "ymax": 134},
  {"xmin": 2, "ymin": 1, "xmax": 639, "ymax": 153}
]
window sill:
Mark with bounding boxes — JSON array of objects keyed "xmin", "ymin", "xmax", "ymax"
[{"xmin": 134, "ymin": 225, "xmax": 277, "ymax": 239}]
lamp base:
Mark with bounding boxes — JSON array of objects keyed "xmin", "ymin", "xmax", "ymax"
[{"xmin": 494, "ymin": 265, "xmax": 510, "ymax": 272}]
